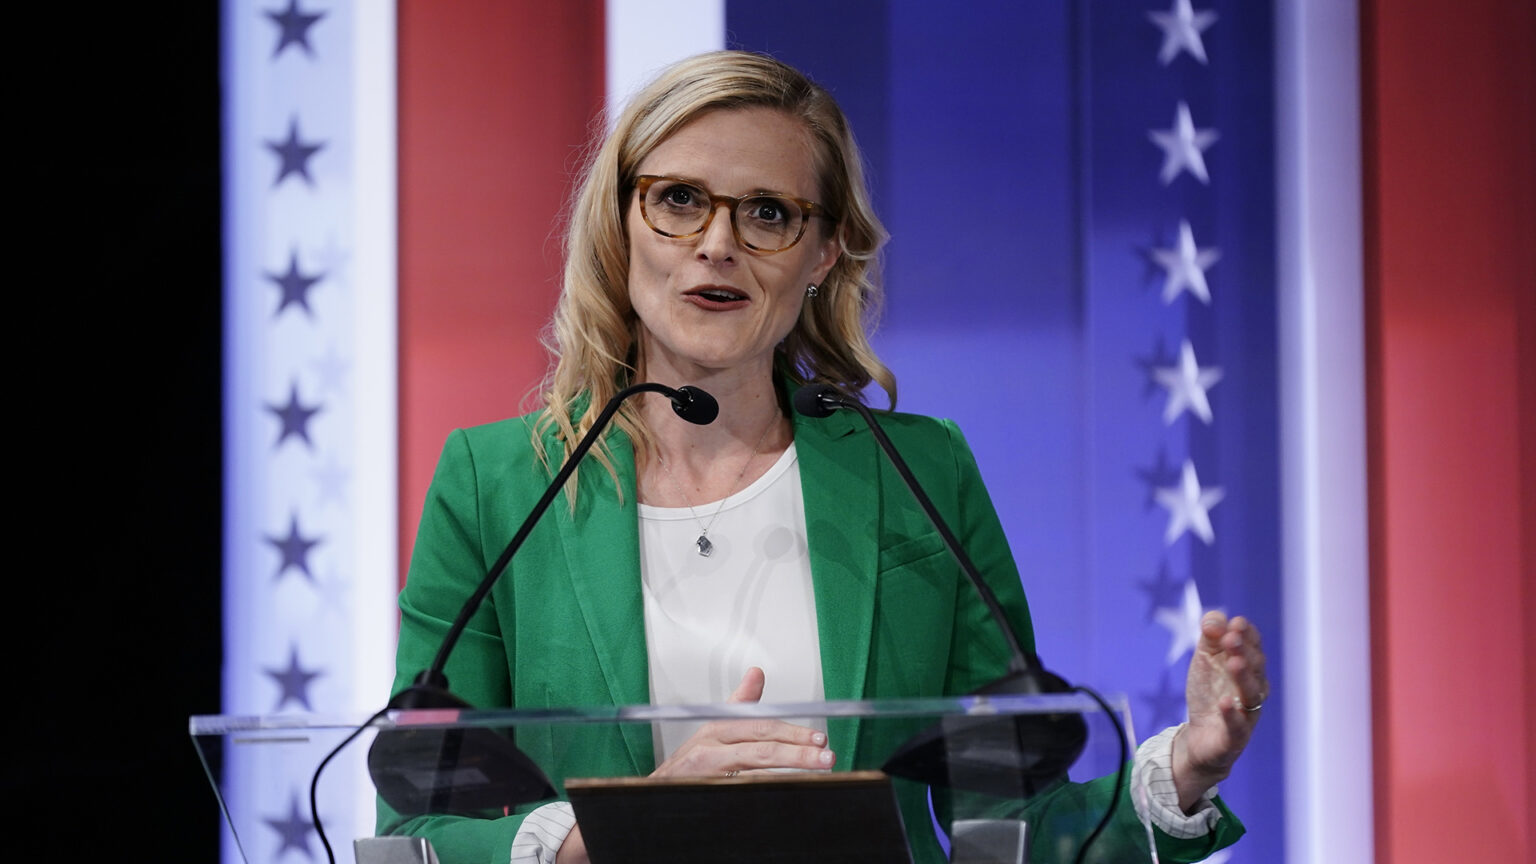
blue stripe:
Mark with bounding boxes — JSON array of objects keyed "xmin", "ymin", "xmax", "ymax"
[{"xmin": 730, "ymin": 3, "xmax": 1284, "ymax": 860}]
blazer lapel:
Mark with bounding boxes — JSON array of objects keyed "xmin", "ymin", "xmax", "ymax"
[
  {"xmin": 540, "ymin": 397, "xmax": 884, "ymax": 775},
  {"xmin": 549, "ymin": 426, "xmax": 654, "ymax": 775},
  {"xmin": 794, "ymin": 402, "xmax": 880, "ymax": 768}
]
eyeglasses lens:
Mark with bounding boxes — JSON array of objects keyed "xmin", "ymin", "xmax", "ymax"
[{"xmin": 642, "ymin": 178, "xmax": 805, "ymax": 252}]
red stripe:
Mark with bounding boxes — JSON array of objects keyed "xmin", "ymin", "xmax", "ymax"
[
  {"xmin": 1363, "ymin": 0, "xmax": 1536, "ymax": 860},
  {"xmin": 397, "ymin": 0, "xmax": 606, "ymax": 589}
]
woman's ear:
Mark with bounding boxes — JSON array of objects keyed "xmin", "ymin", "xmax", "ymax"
[{"xmin": 810, "ymin": 228, "xmax": 843, "ymax": 286}]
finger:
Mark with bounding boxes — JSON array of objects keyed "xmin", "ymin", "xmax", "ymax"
[
  {"xmin": 714, "ymin": 717, "xmax": 828, "ymax": 749},
  {"xmin": 1223, "ymin": 654, "xmax": 1267, "ymax": 707},
  {"xmin": 1220, "ymin": 616, "xmax": 1263, "ymax": 656},
  {"xmin": 1220, "ymin": 619, "xmax": 1269, "ymax": 704},
  {"xmin": 1219, "ymin": 693, "xmax": 1257, "ymax": 741},
  {"xmin": 658, "ymin": 725, "xmax": 833, "ymax": 778},
  {"xmin": 1212, "ymin": 664, "xmax": 1259, "ymax": 717},
  {"xmin": 731, "ymin": 739, "xmax": 837, "ymax": 773},
  {"xmin": 1199, "ymin": 610, "xmax": 1230, "ymax": 650},
  {"xmin": 729, "ymin": 667, "xmax": 766, "ymax": 703},
  {"xmin": 1231, "ymin": 615, "xmax": 1263, "ymax": 650}
]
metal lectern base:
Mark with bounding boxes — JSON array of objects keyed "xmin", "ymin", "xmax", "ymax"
[{"xmin": 354, "ymin": 836, "xmax": 441, "ymax": 864}]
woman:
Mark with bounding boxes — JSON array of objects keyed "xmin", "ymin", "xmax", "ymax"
[{"xmin": 382, "ymin": 50, "xmax": 1266, "ymax": 863}]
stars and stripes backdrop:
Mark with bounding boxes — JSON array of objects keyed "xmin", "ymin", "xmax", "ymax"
[
  {"xmin": 220, "ymin": 1, "xmax": 1381, "ymax": 862},
  {"xmin": 222, "ymin": 0, "xmax": 397, "ymax": 857}
]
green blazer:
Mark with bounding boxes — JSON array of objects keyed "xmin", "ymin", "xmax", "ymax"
[{"xmin": 381, "ymin": 398, "xmax": 1244, "ymax": 863}]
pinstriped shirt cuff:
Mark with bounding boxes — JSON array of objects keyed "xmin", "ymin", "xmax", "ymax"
[
  {"xmin": 510, "ymin": 801, "xmax": 576, "ymax": 864},
  {"xmin": 1131, "ymin": 723, "xmax": 1221, "ymax": 839}
]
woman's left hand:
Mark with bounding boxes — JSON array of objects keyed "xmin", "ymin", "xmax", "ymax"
[{"xmin": 1171, "ymin": 610, "xmax": 1269, "ymax": 811}]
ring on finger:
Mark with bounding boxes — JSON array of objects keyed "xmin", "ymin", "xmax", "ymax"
[
  {"xmin": 725, "ymin": 769, "xmax": 740, "ymax": 778},
  {"xmin": 1234, "ymin": 693, "xmax": 1266, "ymax": 713}
]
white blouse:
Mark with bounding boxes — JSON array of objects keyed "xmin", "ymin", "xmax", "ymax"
[{"xmin": 637, "ymin": 442, "xmax": 827, "ymax": 760}]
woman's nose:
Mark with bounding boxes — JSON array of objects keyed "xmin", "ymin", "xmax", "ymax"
[{"xmin": 694, "ymin": 202, "xmax": 740, "ymax": 261}]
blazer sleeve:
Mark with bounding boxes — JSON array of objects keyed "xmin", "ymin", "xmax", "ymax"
[{"xmin": 376, "ymin": 426, "xmax": 531, "ymax": 864}]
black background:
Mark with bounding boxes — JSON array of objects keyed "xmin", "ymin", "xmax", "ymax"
[{"xmin": 23, "ymin": 3, "xmax": 223, "ymax": 858}]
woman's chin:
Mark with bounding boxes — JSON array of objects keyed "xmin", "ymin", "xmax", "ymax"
[{"xmin": 645, "ymin": 344, "xmax": 776, "ymax": 379}]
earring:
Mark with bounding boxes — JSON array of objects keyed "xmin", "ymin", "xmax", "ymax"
[{"xmin": 806, "ymin": 284, "xmax": 820, "ymax": 298}]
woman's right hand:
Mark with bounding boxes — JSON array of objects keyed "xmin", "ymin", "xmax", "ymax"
[{"xmin": 650, "ymin": 666, "xmax": 835, "ymax": 778}]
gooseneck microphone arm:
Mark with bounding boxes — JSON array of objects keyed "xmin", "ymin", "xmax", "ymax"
[
  {"xmin": 394, "ymin": 381, "xmax": 719, "ymax": 709},
  {"xmin": 793, "ymin": 383, "xmax": 1033, "ymax": 676},
  {"xmin": 366, "ymin": 381, "xmax": 718, "ymax": 820},
  {"xmin": 793, "ymin": 382, "xmax": 1095, "ymax": 811}
]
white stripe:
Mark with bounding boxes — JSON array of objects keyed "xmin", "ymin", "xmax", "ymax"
[
  {"xmin": 349, "ymin": 0, "xmax": 397, "ymax": 714},
  {"xmin": 604, "ymin": 0, "xmax": 726, "ymax": 129},
  {"xmin": 221, "ymin": 0, "xmax": 398, "ymax": 858},
  {"xmin": 1275, "ymin": 1, "xmax": 1375, "ymax": 862},
  {"xmin": 349, "ymin": 0, "xmax": 398, "ymax": 837}
]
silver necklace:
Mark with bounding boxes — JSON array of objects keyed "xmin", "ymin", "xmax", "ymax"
[{"xmin": 659, "ymin": 414, "xmax": 778, "ymax": 557}]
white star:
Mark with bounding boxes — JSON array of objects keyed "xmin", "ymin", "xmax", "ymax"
[
  {"xmin": 1153, "ymin": 339, "xmax": 1223, "ymax": 424},
  {"xmin": 312, "ymin": 454, "xmax": 349, "ymax": 510},
  {"xmin": 1147, "ymin": 0, "xmax": 1218, "ymax": 65},
  {"xmin": 309, "ymin": 562, "xmax": 355, "ymax": 621},
  {"xmin": 1151, "ymin": 220, "xmax": 1221, "ymax": 304},
  {"xmin": 1155, "ymin": 459, "xmax": 1225, "ymax": 545},
  {"xmin": 1149, "ymin": 101, "xmax": 1219, "ymax": 185},
  {"xmin": 311, "ymin": 341, "xmax": 351, "ymax": 399},
  {"xmin": 1154, "ymin": 578, "xmax": 1206, "ymax": 665}
]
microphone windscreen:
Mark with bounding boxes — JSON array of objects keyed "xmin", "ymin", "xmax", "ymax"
[
  {"xmin": 671, "ymin": 386, "xmax": 719, "ymax": 425},
  {"xmin": 792, "ymin": 383, "xmax": 840, "ymax": 418}
]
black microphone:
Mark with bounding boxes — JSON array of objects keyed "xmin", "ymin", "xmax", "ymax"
[
  {"xmin": 793, "ymin": 383, "xmax": 1088, "ymax": 797},
  {"xmin": 368, "ymin": 382, "xmax": 718, "ymax": 815}
]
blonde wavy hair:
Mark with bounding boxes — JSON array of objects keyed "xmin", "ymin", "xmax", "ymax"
[{"xmin": 533, "ymin": 50, "xmax": 894, "ymax": 496}]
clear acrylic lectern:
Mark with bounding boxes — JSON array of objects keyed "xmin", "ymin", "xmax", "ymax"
[{"xmin": 191, "ymin": 692, "xmax": 1158, "ymax": 864}]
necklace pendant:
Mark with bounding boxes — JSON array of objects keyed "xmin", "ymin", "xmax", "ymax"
[{"xmin": 695, "ymin": 534, "xmax": 714, "ymax": 557}]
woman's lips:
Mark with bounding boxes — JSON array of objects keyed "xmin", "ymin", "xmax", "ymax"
[{"xmin": 684, "ymin": 285, "xmax": 749, "ymax": 309}]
